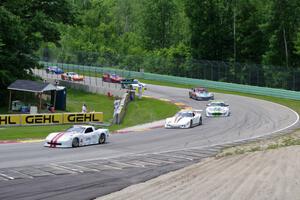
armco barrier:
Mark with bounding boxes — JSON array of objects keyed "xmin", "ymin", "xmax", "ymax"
[
  {"xmin": 0, "ymin": 112, "xmax": 103, "ymax": 127},
  {"xmin": 57, "ymin": 79, "xmax": 125, "ymax": 97},
  {"xmin": 40, "ymin": 62, "xmax": 300, "ymax": 100},
  {"xmin": 113, "ymin": 93, "xmax": 130, "ymax": 124}
]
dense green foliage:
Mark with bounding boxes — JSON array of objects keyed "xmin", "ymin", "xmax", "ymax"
[
  {"xmin": 0, "ymin": 0, "xmax": 74, "ymax": 89},
  {"xmin": 1, "ymin": 0, "xmax": 300, "ymax": 91},
  {"xmin": 40, "ymin": 0, "xmax": 300, "ymax": 90}
]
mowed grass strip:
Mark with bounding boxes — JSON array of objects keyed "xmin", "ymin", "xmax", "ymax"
[
  {"xmin": 66, "ymin": 88, "xmax": 114, "ymax": 122},
  {"xmin": 0, "ymin": 89, "xmax": 179, "ymax": 140},
  {"xmin": 110, "ymin": 97, "xmax": 180, "ymax": 131}
]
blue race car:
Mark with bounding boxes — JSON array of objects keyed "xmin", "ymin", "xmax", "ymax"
[{"xmin": 46, "ymin": 66, "xmax": 64, "ymax": 74}]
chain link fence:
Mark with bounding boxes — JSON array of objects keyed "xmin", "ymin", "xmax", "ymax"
[{"xmin": 40, "ymin": 49, "xmax": 300, "ymax": 91}]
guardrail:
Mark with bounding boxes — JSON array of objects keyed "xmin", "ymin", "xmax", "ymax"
[
  {"xmin": 113, "ymin": 93, "xmax": 131, "ymax": 124},
  {"xmin": 40, "ymin": 61, "xmax": 300, "ymax": 100}
]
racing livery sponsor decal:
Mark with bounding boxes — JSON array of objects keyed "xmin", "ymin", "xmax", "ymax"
[
  {"xmin": 0, "ymin": 112, "xmax": 103, "ymax": 126},
  {"xmin": 21, "ymin": 114, "xmax": 63, "ymax": 125},
  {"xmin": 0, "ymin": 115, "xmax": 19, "ymax": 125},
  {"xmin": 63, "ymin": 113, "xmax": 102, "ymax": 123}
]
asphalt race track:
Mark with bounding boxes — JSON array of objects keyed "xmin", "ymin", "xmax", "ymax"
[{"xmin": 0, "ymin": 74, "xmax": 298, "ymax": 200}]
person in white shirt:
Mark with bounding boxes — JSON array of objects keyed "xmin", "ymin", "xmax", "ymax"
[{"xmin": 82, "ymin": 103, "xmax": 87, "ymax": 113}]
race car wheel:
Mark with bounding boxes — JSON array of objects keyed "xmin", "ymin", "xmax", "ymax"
[
  {"xmin": 72, "ymin": 138, "xmax": 79, "ymax": 148},
  {"xmin": 99, "ymin": 134, "xmax": 106, "ymax": 144},
  {"xmin": 199, "ymin": 117, "xmax": 202, "ymax": 125},
  {"xmin": 189, "ymin": 120, "xmax": 193, "ymax": 128}
]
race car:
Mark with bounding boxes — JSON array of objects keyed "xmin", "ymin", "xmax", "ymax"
[
  {"xmin": 165, "ymin": 110, "xmax": 202, "ymax": 129},
  {"xmin": 206, "ymin": 101, "xmax": 230, "ymax": 117},
  {"xmin": 189, "ymin": 87, "xmax": 214, "ymax": 100},
  {"xmin": 45, "ymin": 66, "xmax": 64, "ymax": 74},
  {"xmin": 121, "ymin": 79, "xmax": 147, "ymax": 90},
  {"xmin": 44, "ymin": 125, "xmax": 109, "ymax": 148},
  {"xmin": 102, "ymin": 73, "xmax": 123, "ymax": 83},
  {"xmin": 61, "ymin": 72, "xmax": 84, "ymax": 81}
]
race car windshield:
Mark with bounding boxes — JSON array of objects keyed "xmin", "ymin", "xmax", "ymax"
[
  {"xmin": 196, "ymin": 88, "xmax": 207, "ymax": 92},
  {"xmin": 210, "ymin": 102, "xmax": 226, "ymax": 107},
  {"xmin": 66, "ymin": 127, "xmax": 85, "ymax": 133},
  {"xmin": 177, "ymin": 112, "xmax": 193, "ymax": 117}
]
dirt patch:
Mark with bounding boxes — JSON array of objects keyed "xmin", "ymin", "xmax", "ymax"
[{"xmin": 218, "ymin": 129, "xmax": 300, "ymax": 157}]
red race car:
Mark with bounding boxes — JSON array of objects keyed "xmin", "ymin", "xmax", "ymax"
[
  {"xmin": 61, "ymin": 72, "xmax": 84, "ymax": 81},
  {"xmin": 102, "ymin": 73, "xmax": 123, "ymax": 83},
  {"xmin": 189, "ymin": 87, "xmax": 214, "ymax": 100}
]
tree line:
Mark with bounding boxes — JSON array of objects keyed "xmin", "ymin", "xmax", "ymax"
[{"xmin": 1, "ymin": 0, "xmax": 300, "ymax": 91}]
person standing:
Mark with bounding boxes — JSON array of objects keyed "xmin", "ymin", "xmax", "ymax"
[
  {"xmin": 137, "ymin": 85, "xmax": 143, "ymax": 99},
  {"xmin": 82, "ymin": 103, "xmax": 87, "ymax": 113}
]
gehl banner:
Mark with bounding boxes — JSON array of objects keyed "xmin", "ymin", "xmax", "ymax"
[{"xmin": 0, "ymin": 112, "xmax": 103, "ymax": 126}]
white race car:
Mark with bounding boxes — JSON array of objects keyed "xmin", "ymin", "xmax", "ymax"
[
  {"xmin": 131, "ymin": 79, "xmax": 147, "ymax": 90},
  {"xmin": 165, "ymin": 110, "xmax": 202, "ymax": 129},
  {"xmin": 44, "ymin": 125, "xmax": 109, "ymax": 148},
  {"xmin": 206, "ymin": 101, "xmax": 230, "ymax": 117}
]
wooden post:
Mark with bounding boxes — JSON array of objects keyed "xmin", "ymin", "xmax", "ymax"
[
  {"xmin": 39, "ymin": 92, "xmax": 42, "ymax": 112},
  {"xmin": 8, "ymin": 90, "xmax": 12, "ymax": 111},
  {"xmin": 53, "ymin": 90, "xmax": 57, "ymax": 110}
]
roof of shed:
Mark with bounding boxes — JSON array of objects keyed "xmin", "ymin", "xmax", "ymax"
[{"xmin": 7, "ymin": 80, "xmax": 57, "ymax": 93}]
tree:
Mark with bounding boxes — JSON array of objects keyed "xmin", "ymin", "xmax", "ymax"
[
  {"xmin": 0, "ymin": 0, "xmax": 74, "ymax": 89},
  {"xmin": 262, "ymin": 0, "xmax": 300, "ymax": 68},
  {"xmin": 141, "ymin": 0, "xmax": 177, "ymax": 50},
  {"xmin": 184, "ymin": 0, "xmax": 234, "ymax": 61},
  {"xmin": 235, "ymin": 0, "xmax": 267, "ymax": 63}
]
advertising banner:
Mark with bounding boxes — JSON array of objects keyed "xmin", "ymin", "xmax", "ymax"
[{"xmin": 0, "ymin": 112, "xmax": 103, "ymax": 126}]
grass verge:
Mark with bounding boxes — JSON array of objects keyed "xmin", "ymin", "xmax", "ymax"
[
  {"xmin": 110, "ymin": 97, "xmax": 179, "ymax": 131},
  {"xmin": 0, "ymin": 89, "xmax": 179, "ymax": 140}
]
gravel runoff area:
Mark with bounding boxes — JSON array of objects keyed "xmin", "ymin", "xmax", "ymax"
[{"xmin": 96, "ymin": 130, "xmax": 300, "ymax": 200}]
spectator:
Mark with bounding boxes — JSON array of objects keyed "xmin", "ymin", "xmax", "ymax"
[
  {"xmin": 138, "ymin": 85, "xmax": 143, "ymax": 99},
  {"xmin": 82, "ymin": 103, "xmax": 87, "ymax": 113},
  {"xmin": 48, "ymin": 104, "xmax": 55, "ymax": 113}
]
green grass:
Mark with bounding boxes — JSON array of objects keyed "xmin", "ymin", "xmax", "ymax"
[
  {"xmin": 66, "ymin": 88, "xmax": 114, "ymax": 122},
  {"xmin": 0, "ymin": 89, "xmax": 179, "ymax": 140},
  {"xmin": 0, "ymin": 125, "xmax": 70, "ymax": 140},
  {"xmin": 110, "ymin": 97, "xmax": 180, "ymax": 131},
  {"xmin": 1, "ymin": 75, "xmax": 299, "ymax": 141},
  {"xmin": 0, "ymin": 88, "xmax": 114, "ymax": 140}
]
